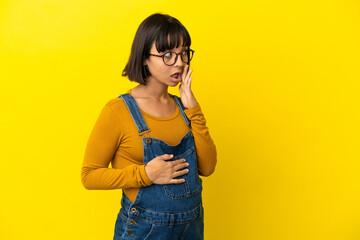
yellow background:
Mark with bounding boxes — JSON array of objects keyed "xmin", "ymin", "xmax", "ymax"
[{"xmin": 1, "ymin": 0, "xmax": 360, "ymax": 239}]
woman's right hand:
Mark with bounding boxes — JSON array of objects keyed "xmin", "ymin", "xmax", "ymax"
[{"xmin": 144, "ymin": 154, "xmax": 189, "ymax": 185}]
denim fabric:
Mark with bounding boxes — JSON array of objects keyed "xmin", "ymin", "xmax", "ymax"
[{"xmin": 113, "ymin": 93, "xmax": 204, "ymax": 240}]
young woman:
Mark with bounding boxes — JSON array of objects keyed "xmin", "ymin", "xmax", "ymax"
[{"xmin": 81, "ymin": 13, "xmax": 217, "ymax": 239}]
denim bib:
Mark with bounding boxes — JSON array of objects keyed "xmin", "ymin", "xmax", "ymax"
[{"xmin": 113, "ymin": 93, "xmax": 203, "ymax": 239}]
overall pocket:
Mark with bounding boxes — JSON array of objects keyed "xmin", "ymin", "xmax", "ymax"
[{"xmin": 163, "ymin": 147, "xmax": 202, "ymax": 199}]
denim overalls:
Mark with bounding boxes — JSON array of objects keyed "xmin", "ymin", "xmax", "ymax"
[{"xmin": 113, "ymin": 93, "xmax": 204, "ymax": 240}]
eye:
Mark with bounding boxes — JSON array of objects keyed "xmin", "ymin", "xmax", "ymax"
[
  {"xmin": 164, "ymin": 52, "xmax": 172, "ymax": 58},
  {"xmin": 183, "ymin": 49, "xmax": 190, "ymax": 55}
]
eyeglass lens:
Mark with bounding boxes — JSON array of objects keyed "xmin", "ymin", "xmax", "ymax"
[{"xmin": 163, "ymin": 50, "xmax": 193, "ymax": 65}]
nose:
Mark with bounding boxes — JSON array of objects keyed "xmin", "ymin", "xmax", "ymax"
[{"xmin": 174, "ymin": 53, "xmax": 185, "ymax": 67}]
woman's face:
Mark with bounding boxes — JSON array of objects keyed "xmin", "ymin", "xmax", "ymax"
[{"xmin": 144, "ymin": 37, "xmax": 188, "ymax": 87}]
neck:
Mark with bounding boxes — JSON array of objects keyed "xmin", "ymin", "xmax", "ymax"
[{"xmin": 132, "ymin": 78, "xmax": 170, "ymax": 101}]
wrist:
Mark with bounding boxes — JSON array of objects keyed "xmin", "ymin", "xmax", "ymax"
[
  {"xmin": 187, "ymin": 99, "xmax": 199, "ymax": 109},
  {"xmin": 143, "ymin": 165, "xmax": 153, "ymax": 185}
]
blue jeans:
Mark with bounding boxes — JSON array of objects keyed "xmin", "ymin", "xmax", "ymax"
[{"xmin": 113, "ymin": 192, "xmax": 204, "ymax": 240}]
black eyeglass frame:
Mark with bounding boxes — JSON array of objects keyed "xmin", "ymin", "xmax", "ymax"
[{"xmin": 149, "ymin": 49, "xmax": 195, "ymax": 66}]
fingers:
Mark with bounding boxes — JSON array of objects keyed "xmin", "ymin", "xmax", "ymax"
[
  {"xmin": 173, "ymin": 161, "xmax": 189, "ymax": 171},
  {"xmin": 171, "ymin": 160, "xmax": 189, "ymax": 182},
  {"xmin": 172, "ymin": 168, "xmax": 189, "ymax": 178},
  {"xmin": 169, "ymin": 178, "xmax": 186, "ymax": 184},
  {"xmin": 172, "ymin": 158, "xmax": 186, "ymax": 165},
  {"xmin": 182, "ymin": 64, "xmax": 189, "ymax": 80},
  {"xmin": 157, "ymin": 154, "xmax": 174, "ymax": 160},
  {"xmin": 181, "ymin": 65, "xmax": 193, "ymax": 85},
  {"xmin": 155, "ymin": 155, "xmax": 189, "ymax": 184},
  {"xmin": 186, "ymin": 69, "xmax": 193, "ymax": 82},
  {"xmin": 184, "ymin": 69, "xmax": 193, "ymax": 86}
]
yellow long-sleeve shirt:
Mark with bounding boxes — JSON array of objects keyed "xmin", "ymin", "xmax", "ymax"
[{"xmin": 81, "ymin": 89, "xmax": 217, "ymax": 202}]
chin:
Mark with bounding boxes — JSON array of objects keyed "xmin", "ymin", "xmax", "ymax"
[
  {"xmin": 170, "ymin": 82, "xmax": 180, "ymax": 87},
  {"xmin": 166, "ymin": 79, "xmax": 180, "ymax": 87}
]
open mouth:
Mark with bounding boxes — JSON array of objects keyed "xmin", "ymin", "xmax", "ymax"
[{"xmin": 171, "ymin": 73, "xmax": 182, "ymax": 82}]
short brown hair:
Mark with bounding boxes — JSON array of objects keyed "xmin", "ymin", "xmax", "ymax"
[{"xmin": 122, "ymin": 13, "xmax": 191, "ymax": 85}]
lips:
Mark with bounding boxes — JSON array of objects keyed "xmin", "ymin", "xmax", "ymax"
[
  {"xmin": 171, "ymin": 72, "xmax": 182, "ymax": 82},
  {"xmin": 171, "ymin": 71, "xmax": 182, "ymax": 77},
  {"xmin": 171, "ymin": 73, "xmax": 180, "ymax": 78}
]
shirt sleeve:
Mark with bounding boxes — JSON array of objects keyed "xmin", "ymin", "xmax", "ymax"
[
  {"xmin": 184, "ymin": 103, "xmax": 217, "ymax": 176},
  {"xmin": 81, "ymin": 102, "xmax": 153, "ymax": 190}
]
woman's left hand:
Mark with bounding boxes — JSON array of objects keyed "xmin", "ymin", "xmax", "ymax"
[{"xmin": 179, "ymin": 65, "xmax": 198, "ymax": 109}]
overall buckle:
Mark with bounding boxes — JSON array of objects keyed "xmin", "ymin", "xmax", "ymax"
[{"xmin": 138, "ymin": 129, "xmax": 151, "ymax": 136}]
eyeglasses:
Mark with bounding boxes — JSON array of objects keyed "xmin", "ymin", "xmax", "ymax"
[{"xmin": 149, "ymin": 49, "xmax": 195, "ymax": 66}]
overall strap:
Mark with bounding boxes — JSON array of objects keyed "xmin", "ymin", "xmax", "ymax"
[
  {"xmin": 171, "ymin": 94, "xmax": 191, "ymax": 128},
  {"xmin": 118, "ymin": 93, "xmax": 150, "ymax": 136}
]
